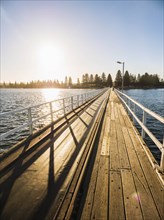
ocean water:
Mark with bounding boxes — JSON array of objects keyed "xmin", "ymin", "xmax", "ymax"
[
  {"xmin": 0, "ymin": 88, "xmax": 163, "ymax": 163},
  {"xmin": 0, "ymin": 88, "xmax": 94, "ymax": 149},
  {"xmin": 124, "ymin": 88, "xmax": 164, "ymax": 163}
]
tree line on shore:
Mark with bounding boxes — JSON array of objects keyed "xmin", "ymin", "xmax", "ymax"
[{"xmin": 0, "ymin": 71, "xmax": 163, "ymax": 89}]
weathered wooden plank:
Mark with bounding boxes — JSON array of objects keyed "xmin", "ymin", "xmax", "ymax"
[
  {"xmin": 119, "ymin": 103, "xmax": 162, "ymax": 219},
  {"xmin": 110, "ymin": 101, "xmax": 115, "ymax": 120},
  {"xmin": 109, "ymin": 116, "xmax": 120, "ymax": 170},
  {"xmin": 132, "ymin": 171, "xmax": 160, "ymax": 220},
  {"xmin": 56, "ymin": 92, "xmax": 109, "ymax": 220},
  {"xmin": 101, "ymin": 116, "xmax": 110, "ymax": 156},
  {"xmin": 121, "ymin": 169, "xmax": 143, "ymax": 220},
  {"xmin": 81, "ymin": 111, "xmax": 107, "ymax": 220},
  {"xmin": 128, "ymin": 128, "xmax": 163, "ymax": 219},
  {"xmin": 109, "ymin": 103, "xmax": 120, "ymax": 170},
  {"xmin": 91, "ymin": 155, "xmax": 109, "ymax": 220},
  {"xmin": 109, "ymin": 171, "xmax": 125, "ymax": 220},
  {"xmin": 0, "ymin": 91, "xmax": 110, "ymax": 220}
]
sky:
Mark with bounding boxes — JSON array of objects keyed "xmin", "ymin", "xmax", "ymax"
[{"xmin": 0, "ymin": 0, "xmax": 163, "ymax": 83}]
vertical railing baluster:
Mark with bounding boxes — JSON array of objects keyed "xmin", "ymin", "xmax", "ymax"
[
  {"xmin": 28, "ymin": 107, "xmax": 33, "ymax": 135},
  {"xmin": 141, "ymin": 110, "xmax": 147, "ymax": 138},
  {"xmin": 49, "ymin": 102, "xmax": 53, "ymax": 122},
  {"xmin": 63, "ymin": 98, "xmax": 65, "ymax": 115},
  {"xmin": 128, "ymin": 99, "xmax": 131, "ymax": 115},
  {"xmin": 77, "ymin": 95, "xmax": 79, "ymax": 107},
  {"xmin": 71, "ymin": 96, "xmax": 73, "ymax": 110},
  {"xmin": 160, "ymin": 138, "xmax": 164, "ymax": 172},
  {"xmin": 133, "ymin": 103, "xmax": 136, "ymax": 123}
]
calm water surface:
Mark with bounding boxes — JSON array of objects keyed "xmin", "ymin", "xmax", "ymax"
[
  {"xmin": 0, "ymin": 88, "xmax": 94, "ymax": 150},
  {"xmin": 0, "ymin": 88, "xmax": 163, "ymax": 163},
  {"xmin": 124, "ymin": 89, "xmax": 164, "ymax": 163}
]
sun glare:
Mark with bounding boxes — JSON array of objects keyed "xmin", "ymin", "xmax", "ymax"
[
  {"xmin": 37, "ymin": 43, "xmax": 65, "ymax": 80},
  {"xmin": 41, "ymin": 88, "xmax": 61, "ymax": 102}
]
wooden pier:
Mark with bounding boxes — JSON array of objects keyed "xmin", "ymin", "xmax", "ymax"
[{"xmin": 0, "ymin": 89, "xmax": 163, "ymax": 220}]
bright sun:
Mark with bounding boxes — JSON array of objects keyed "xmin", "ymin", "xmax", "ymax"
[{"xmin": 38, "ymin": 43, "xmax": 65, "ymax": 81}]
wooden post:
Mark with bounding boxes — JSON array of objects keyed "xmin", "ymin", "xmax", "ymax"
[
  {"xmin": 141, "ymin": 111, "xmax": 147, "ymax": 138},
  {"xmin": 28, "ymin": 107, "xmax": 33, "ymax": 135}
]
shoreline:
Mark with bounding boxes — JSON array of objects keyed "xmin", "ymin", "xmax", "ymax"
[{"xmin": 0, "ymin": 86, "xmax": 164, "ymax": 90}]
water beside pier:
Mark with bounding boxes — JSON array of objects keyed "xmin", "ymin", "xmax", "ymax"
[
  {"xmin": 0, "ymin": 88, "xmax": 163, "ymax": 162},
  {"xmin": 124, "ymin": 88, "xmax": 164, "ymax": 162}
]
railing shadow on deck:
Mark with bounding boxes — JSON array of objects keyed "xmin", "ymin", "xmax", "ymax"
[
  {"xmin": 31, "ymin": 105, "xmax": 101, "ymax": 219},
  {"xmin": 0, "ymin": 102, "xmax": 101, "ymax": 219}
]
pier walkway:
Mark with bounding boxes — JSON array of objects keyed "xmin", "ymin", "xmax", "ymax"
[{"xmin": 0, "ymin": 89, "xmax": 163, "ymax": 220}]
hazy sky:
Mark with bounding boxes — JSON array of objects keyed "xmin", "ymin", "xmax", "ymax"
[{"xmin": 1, "ymin": 0, "xmax": 163, "ymax": 83}]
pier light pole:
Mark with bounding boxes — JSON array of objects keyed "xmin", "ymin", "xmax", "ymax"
[{"xmin": 117, "ymin": 61, "xmax": 125, "ymax": 93}]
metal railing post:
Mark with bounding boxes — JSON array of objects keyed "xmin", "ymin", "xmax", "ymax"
[
  {"xmin": 133, "ymin": 103, "xmax": 136, "ymax": 123},
  {"xmin": 49, "ymin": 102, "xmax": 53, "ymax": 122},
  {"xmin": 86, "ymin": 93, "xmax": 88, "ymax": 101},
  {"xmin": 160, "ymin": 138, "xmax": 164, "ymax": 172},
  {"xmin": 141, "ymin": 110, "xmax": 147, "ymax": 138},
  {"xmin": 28, "ymin": 107, "xmax": 33, "ymax": 135},
  {"xmin": 77, "ymin": 95, "xmax": 79, "ymax": 107},
  {"xmin": 63, "ymin": 98, "xmax": 66, "ymax": 115},
  {"xmin": 71, "ymin": 96, "xmax": 73, "ymax": 110},
  {"xmin": 128, "ymin": 99, "xmax": 131, "ymax": 115}
]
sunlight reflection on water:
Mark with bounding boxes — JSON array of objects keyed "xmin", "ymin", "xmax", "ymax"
[
  {"xmin": 41, "ymin": 88, "xmax": 61, "ymax": 102},
  {"xmin": 0, "ymin": 88, "xmax": 93, "ymax": 150}
]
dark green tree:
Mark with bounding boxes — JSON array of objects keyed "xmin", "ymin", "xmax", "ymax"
[
  {"xmin": 129, "ymin": 74, "xmax": 136, "ymax": 85},
  {"xmin": 89, "ymin": 74, "xmax": 94, "ymax": 83},
  {"xmin": 106, "ymin": 74, "xmax": 113, "ymax": 87},
  {"xmin": 115, "ymin": 70, "xmax": 122, "ymax": 87},
  {"xmin": 124, "ymin": 71, "xmax": 130, "ymax": 86},
  {"xmin": 65, "ymin": 76, "xmax": 68, "ymax": 86},
  {"xmin": 68, "ymin": 77, "xmax": 72, "ymax": 86},
  {"xmin": 95, "ymin": 74, "xmax": 101, "ymax": 86},
  {"xmin": 77, "ymin": 78, "xmax": 80, "ymax": 85},
  {"xmin": 101, "ymin": 72, "xmax": 106, "ymax": 83}
]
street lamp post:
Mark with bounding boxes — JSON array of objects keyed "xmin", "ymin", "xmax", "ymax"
[{"xmin": 117, "ymin": 61, "xmax": 125, "ymax": 93}]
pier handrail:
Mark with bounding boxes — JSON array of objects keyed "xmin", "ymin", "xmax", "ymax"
[
  {"xmin": 115, "ymin": 89, "xmax": 164, "ymax": 172},
  {"xmin": 0, "ymin": 89, "xmax": 106, "ymax": 143}
]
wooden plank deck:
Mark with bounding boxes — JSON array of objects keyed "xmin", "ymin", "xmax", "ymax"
[
  {"xmin": 80, "ymin": 91, "xmax": 164, "ymax": 220},
  {"xmin": 0, "ymin": 90, "xmax": 109, "ymax": 220},
  {"xmin": 0, "ymin": 89, "xmax": 163, "ymax": 220}
]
